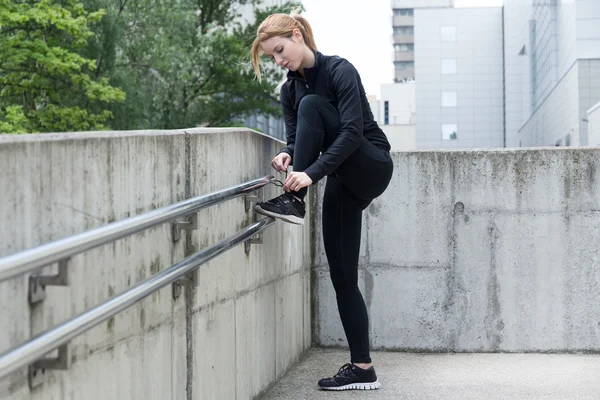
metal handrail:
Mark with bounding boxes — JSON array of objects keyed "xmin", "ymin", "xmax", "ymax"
[
  {"xmin": 0, "ymin": 216, "xmax": 276, "ymax": 380},
  {"xmin": 0, "ymin": 175, "xmax": 274, "ymax": 282}
]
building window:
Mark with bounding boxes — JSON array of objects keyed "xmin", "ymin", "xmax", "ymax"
[
  {"xmin": 442, "ymin": 91, "xmax": 457, "ymax": 107},
  {"xmin": 384, "ymin": 101, "xmax": 389, "ymax": 125},
  {"xmin": 394, "ymin": 26, "xmax": 414, "ymax": 35},
  {"xmin": 395, "ymin": 61, "xmax": 414, "ymax": 70},
  {"xmin": 442, "ymin": 124, "xmax": 458, "ymax": 140},
  {"xmin": 441, "ymin": 26, "xmax": 456, "ymax": 42},
  {"xmin": 394, "ymin": 9, "xmax": 413, "ymax": 16},
  {"xmin": 441, "ymin": 59, "xmax": 456, "ymax": 74},
  {"xmin": 395, "ymin": 44, "xmax": 414, "ymax": 51}
]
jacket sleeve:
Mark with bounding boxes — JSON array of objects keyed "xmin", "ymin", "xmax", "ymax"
[
  {"xmin": 303, "ymin": 61, "xmax": 363, "ymax": 183},
  {"xmin": 278, "ymin": 84, "xmax": 296, "ymax": 161}
]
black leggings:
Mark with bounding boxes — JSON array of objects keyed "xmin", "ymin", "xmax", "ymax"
[{"xmin": 292, "ymin": 95, "xmax": 393, "ymax": 363}]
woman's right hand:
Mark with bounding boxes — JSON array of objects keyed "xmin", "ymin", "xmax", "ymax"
[{"xmin": 271, "ymin": 152, "xmax": 292, "ymax": 172}]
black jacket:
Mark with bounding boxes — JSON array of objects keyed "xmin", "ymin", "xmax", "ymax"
[{"xmin": 278, "ymin": 50, "xmax": 391, "ymax": 184}]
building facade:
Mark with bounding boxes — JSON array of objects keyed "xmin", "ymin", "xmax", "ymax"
[
  {"xmin": 386, "ymin": 0, "xmax": 600, "ymax": 149},
  {"xmin": 414, "ymin": 7, "xmax": 505, "ymax": 148},
  {"xmin": 391, "ymin": 0, "xmax": 453, "ymax": 82},
  {"xmin": 504, "ymin": 0, "xmax": 600, "ymax": 147}
]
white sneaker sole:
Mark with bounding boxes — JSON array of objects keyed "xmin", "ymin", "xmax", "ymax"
[
  {"xmin": 254, "ymin": 205, "xmax": 305, "ymax": 225},
  {"xmin": 319, "ymin": 380, "xmax": 381, "ymax": 391}
]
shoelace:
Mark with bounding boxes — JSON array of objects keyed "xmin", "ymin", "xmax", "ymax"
[
  {"xmin": 272, "ymin": 179, "xmax": 284, "ymax": 188},
  {"xmin": 271, "ymin": 169, "xmax": 288, "ymax": 188},
  {"xmin": 334, "ymin": 363, "xmax": 353, "ymax": 378}
]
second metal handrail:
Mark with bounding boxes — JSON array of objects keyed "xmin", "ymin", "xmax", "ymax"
[{"xmin": 0, "ymin": 216, "xmax": 275, "ymax": 380}]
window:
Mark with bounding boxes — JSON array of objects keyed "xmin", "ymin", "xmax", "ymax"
[
  {"xmin": 394, "ymin": 26, "xmax": 414, "ymax": 35},
  {"xmin": 384, "ymin": 101, "xmax": 389, "ymax": 125},
  {"xmin": 441, "ymin": 91, "xmax": 457, "ymax": 107},
  {"xmin": 395, "ymin": 44, "xmax": 414, "ymax": 51},
  {"xmin": 441, "ymin": 59, "xmax": 456, "ymax": 74},
  {"xmin": 442, "ymin": 124, "xmax": 458, "ymax": 140},
  {"xmin": 395, "ymin": 62, "xmax": 414, "ymax": 70},
  {"xmin": 394, "ymin": 9, "xmax": 413, "ymax": 16},
  {"xmin": 441, "ymin": 26, "xmax": 456, "ymax": 42}
]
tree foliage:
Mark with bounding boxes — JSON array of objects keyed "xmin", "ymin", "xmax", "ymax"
[
  {"xmin": 82, "ymin": 0, "xmax": 297, "ymax": 130},
  {"xmin": 0, "ymin": 0, "xmax": 126, "ymax": 133},
  {"xmin": 0, "ymin": 0, "xmax": 299, "ymax": 133}
]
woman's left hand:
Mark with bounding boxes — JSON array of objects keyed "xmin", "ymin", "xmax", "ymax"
[{"xmin": 284, "ymin": 172, "xmax": 313, "ymax": 192}]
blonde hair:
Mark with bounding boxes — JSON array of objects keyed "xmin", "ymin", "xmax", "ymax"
[{"xmin": 251, "ymin": 7, "xmax": 317, "ymax": 82}]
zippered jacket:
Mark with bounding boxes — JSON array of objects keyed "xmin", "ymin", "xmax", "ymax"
[{"xmin": 278, "ymin": 50, "xmax": 391, "ymax": 183}]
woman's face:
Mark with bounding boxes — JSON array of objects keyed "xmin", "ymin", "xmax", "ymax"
[{"xmin": 261, "ymin": 30, "xmax": 306, "ymax": 72}]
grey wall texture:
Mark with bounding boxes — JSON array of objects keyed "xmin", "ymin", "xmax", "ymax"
[
  {"xmin": 312, "ymin": 148, "xmax": 600, "ymax": 353},
  {"xmin": 0, "ymin": 129, "xmax": 312, "ymax": 400}
]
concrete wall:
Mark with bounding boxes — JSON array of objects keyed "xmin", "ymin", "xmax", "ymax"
[
  {"xmin": 313, "ymin": 148, "xmax": 600, "ymax": 352},
  {"xmin": 415, "ymin": 7, "xmax": 505, "ymax": 149},
  {"xmin": 0, "ymin": 129, "xmax": 312, "ymax": 400}
]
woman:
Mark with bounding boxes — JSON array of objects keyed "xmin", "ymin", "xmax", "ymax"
[{"xmin": 251, "ymin": 9, "xmax": 393, "ymax": 391}]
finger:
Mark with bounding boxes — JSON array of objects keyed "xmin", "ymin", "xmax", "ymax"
[{"xmin": 285, "ymin": 178, "xmax": 296, "ymax": 191}]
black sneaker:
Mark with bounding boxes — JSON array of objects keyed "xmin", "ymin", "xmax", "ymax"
[
  {"xmin": 254, "ymin": 192, "xmax": 305, "ymax": 225},
  {"xmin": 317, "ymin": 363, "xmax": 380, "ymax": 391}
]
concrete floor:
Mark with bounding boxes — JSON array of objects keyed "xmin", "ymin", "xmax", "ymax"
[{"xmin": 262, "ymin": 348, "xmax": 600, "ymax": 400}]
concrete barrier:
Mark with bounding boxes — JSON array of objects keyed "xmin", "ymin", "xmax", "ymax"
[
  {"xmin": 313, "ymin": 148, "xmax": 600, "ymax": 353},
  {"xmin": 0, "ymin": 129, "xmax": 312, "ymax": 399}
]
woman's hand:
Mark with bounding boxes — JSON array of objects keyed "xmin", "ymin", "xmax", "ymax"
[
  {"xmin": 271, "ymin": 153, "xmax": 292, "ymax": 172},
  {"xmin": 284, "ymin": 172, "xmax": 312, "ymax": 192}
]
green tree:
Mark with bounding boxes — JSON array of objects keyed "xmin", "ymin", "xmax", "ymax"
[
  {"xmin": 0, "ymin": 0, "xmax": 125, "ymax": 133},
  {"xmin": 83, "ymin": 0, "xmax": 297, "ymax": 130}
]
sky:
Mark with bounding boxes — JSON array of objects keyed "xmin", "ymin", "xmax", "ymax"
[{"xmin": 302, "ymin": 0, "xmax": 504, "ymax": 98}]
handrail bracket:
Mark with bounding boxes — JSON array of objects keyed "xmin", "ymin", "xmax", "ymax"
[
  {"xmin": 171, "ymin": 213, "xmax": 198, "ymax": 242},
  {"xmin": 28, "ymin": 343, "xmax": 71, "ymax": 389},
  {"xmin": 245, "ymin": 192, "xmax": 264, "ymax": 254},
  {"xmin": 29, "ymin": 258, "xmax": 70, "ymax": 304}
]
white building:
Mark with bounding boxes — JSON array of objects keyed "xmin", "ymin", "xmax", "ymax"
[
  {"xmin": 589, "ymin": 101, "xmax": 600, "ymax": 146},
  {"xmin": 504, "ymin": 0, "xmax": 600, "ymax": 147},
  {"xmin": 414, "ymin": 7, "xmax": 505, "ymax": 148},
  {"xmin": 386, "ymin": 0, "xmax": 600, "ymax": 149},
  {"xmin": 391, "ymin": 0, "xmax": 453, "ymax": 82},
  {"xmin": 370, "ymin": 84, "xmax": 417, "ymax": 151}
]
